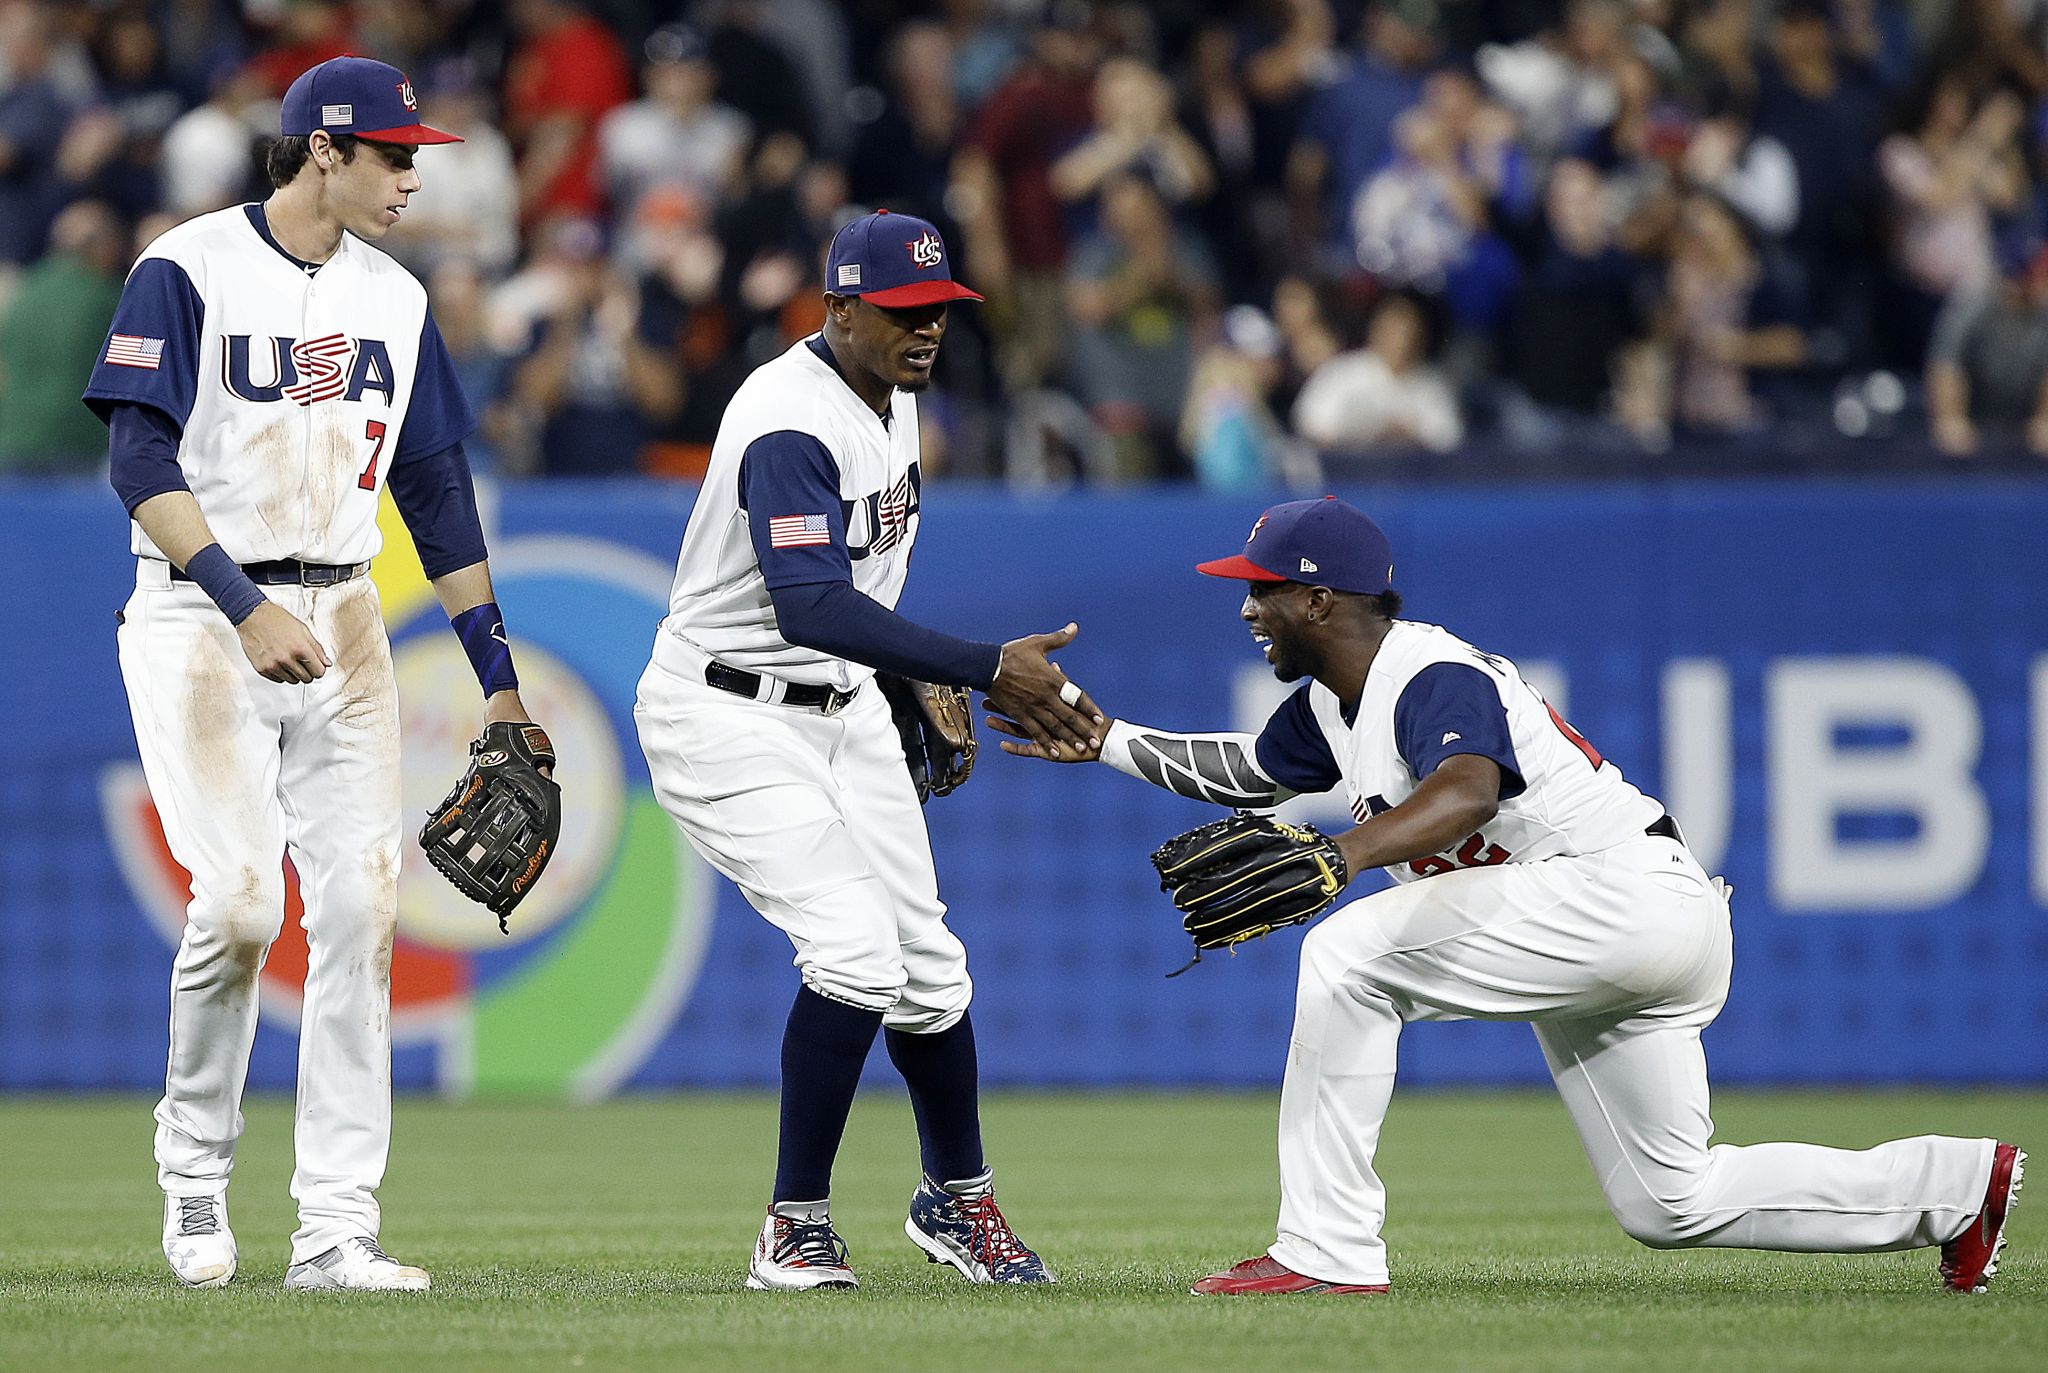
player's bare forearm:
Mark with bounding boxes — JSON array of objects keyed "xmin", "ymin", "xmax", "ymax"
[
  {"xmin": 129, "ymin": 490, "xmax": 222, "ymax": 569},
  {"xmin": 132, "ymin": 491, "xmax": 331, "ymax": 682},
  {"xmin": 1332, "ymin": 755, "xmax": 1502, "ymax": 881}
]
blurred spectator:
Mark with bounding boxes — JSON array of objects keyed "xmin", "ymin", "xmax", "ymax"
[
  {"xmin": 1928, "ymin": 0, "xmax": 2048, "ymax": 102},
  {"xmin": 1065, "ymin": 172, "xmax": 1222, "ymax": 477},
  {"xmin": 1650, "ymin": 192, "xmax": 1807, "ymax": 437},
  {"xmin": 1476, "ymin": 0, "xmax": 1630, "ymax": 159},
  {"xmin": 1292, "ymin": 290, "xmax": 1463, "ymax": 452},
  {"xmin": 845, "ymin": 21, "xmax": 956, "ymax": 226},
  {"xmin": 426, "ymin": 259, "xmax": 509, "ymax": 472},
  {"xmin": 953, "ymin": 9, "xmax": 1100, "ymax": 393},
  {"xmin": 0, "ymin": 1, "xmax": 83, "ymax": 266},
  {"xmin": 504, "ymin": 0, "xmax": 633, "ymax": 226},
  {"xmin": 1180, "ymin": 20, "xmax": 1263, "ymax": 301},
  {"xmin": 599, "ymin": 24, "xmax": 748, "ymax": 244},
  {"xmin": 1878, "ymin": 79, "xmax": 2024, "ymax": 332},
  {"xmin": 157, "ymin": 60, "xmax": 268, "ymax": 217},
  {"xmin": 939, "ymin": 0, "xmax": 1024, "ymax": 111},
  {"xmin": 1753, "ymin": 0, "xmax": 1887, "ymax": 349},
  {"xmin": 496, "ymin": 216, "xmax": 686, "ymax": 476},
  {"xmin": 0, "ymin": 197, "xmax": 123, "ymax": 471},
  {"xmin": 1180, "ymin": 302, "xmax": 1314, "ymax": 489},
  {"xmin": 1679, "ymin": 98, "xmax": 1799, "ymax": 241},
  {"xmin": 1925, "ymin": 247, "xmax": 2048, "ymax": 457},
  {"xmin": 1049, "ymin": 56, "xmax": 1214, "ymax": 217},
  {"xmin": 384, "ymin": 62, "xmax": 519, "ymax": 277},
  {"xmin": 1351, "ymin": 69, "xmax": 1526, "ymax": 349},
  {"xmin": 724, "ymin": 0, "xmax": 855, "ymax": 156},
  {"xmin": 1288, "ymin": 0, "xmax": 1433, "ymax": 251},
  {"xmin": 244, "ymin": 1, "xmax": 354, "ymax": 96},
  {"xmin": 713, "ymin": 132, "xmax": 836, "ymax": 365},
  {"xmin": 699, "ymin": 0, "xmax": 818, "ymax": 150},
  {"xmin": 1503, "ymin": 157, "xmax": 1646, "ymax": 435}
]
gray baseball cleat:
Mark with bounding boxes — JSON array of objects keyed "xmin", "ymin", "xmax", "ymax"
[
  {"xmin": 284, "ymin": 1236, "xmax": 431, "ymax": 1292},
  {"xmin": 162, "ymin": 1193, "xmax": 236, "ymax": 1288}
]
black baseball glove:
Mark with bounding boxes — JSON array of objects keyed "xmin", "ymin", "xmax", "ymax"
[
  {"xmin": 419, "ymin": 721, "xmax": 561, "ymax": 933},
  {"xmin": 1150, "ymin": 813, "xmax": 1349, "ymax": 962},
  {"xmin": 876, "ymin": 674, "xmax": 977, "ymax": 803}
]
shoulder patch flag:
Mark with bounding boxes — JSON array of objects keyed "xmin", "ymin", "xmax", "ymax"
[
  {"xmin": 768, "ymin": 513, "xmax": 832, "ymax": 548},
  {"xmin": 104, "ymin": 334, "xmax": 164, "ymax": 370}
]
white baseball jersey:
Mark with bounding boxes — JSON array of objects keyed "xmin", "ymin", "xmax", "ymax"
[
  {"xmin": 657, "ymin": 336, "xmax": 923, "ymax": 691},
  {"xmin": 85, "ymin": 204, "xmax": 473, "ymax": 566},
  {"xmin": 1294, "ymin": 620, "xmax": 1664, "ymax": 879}
]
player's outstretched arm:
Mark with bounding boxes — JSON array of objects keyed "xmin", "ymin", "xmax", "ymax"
[
  {"xmin": 988, "ymin": 712, "xmax": 1291, "ymax": 809},
  {"xmin": 429, "ymin": 560, "xmax": 544, "ymax": 752},
  {"xmin": 129, "ymin": 490, "xmax": 332, "ymax": 684}
]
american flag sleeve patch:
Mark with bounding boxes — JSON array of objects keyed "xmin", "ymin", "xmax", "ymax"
[
  {"xmin": 104, "ymin": 334, "xmax": 165, "ymax": 370},
  {"xmin": 767, "ymin": 513, "xmax": 833, "ymax": 548}
]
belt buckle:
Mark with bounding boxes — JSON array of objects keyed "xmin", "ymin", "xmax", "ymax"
[{"xmin": 820, "ymin": 688, "xmax": 851, "ymax": 716}]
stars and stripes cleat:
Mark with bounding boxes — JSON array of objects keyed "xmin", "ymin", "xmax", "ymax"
[
  {"xmin": 284, "ymin": 1236, "xmax": 431, "ymax": 1292},
  {"xmin": 1191, "ymin": 1254, "xmax": 1389, "ymax": 1296},
  {"xmin": 746, "ymin": 1207, "xmax": 858, "ymax": 1290},
  {"xmin": 1940, "ymin": 1143, "xmax": 2024, "ymax": 1294},
  {"xmin": 904, "ymin": 1171, "xmax": 1054, "ymax": 1284},
  {"xmin": 162, "ymin": 1193, "xmax": 236, "ymax": 1288}
]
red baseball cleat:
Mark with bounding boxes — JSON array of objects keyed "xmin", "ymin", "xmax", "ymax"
[
  {"xmin": 1191, "ymin": 1254, "xmax": 1389, "ymax": 1296},
  {"xmin": 1939, "ymin": 1142, "xmax": 2025, "ymax": 1294}
]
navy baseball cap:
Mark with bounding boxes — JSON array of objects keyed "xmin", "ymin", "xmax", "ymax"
[
  {"xmin": 280, "ymin": 56, "xmax": 461, "ymax": 145},
  {"xmin": 1197, "ymin": 496, "xmax": 1395, "ymax": 594},
  {"xmin": 825, "ymin": 210, "xmax": 983, "ymax": 308}
]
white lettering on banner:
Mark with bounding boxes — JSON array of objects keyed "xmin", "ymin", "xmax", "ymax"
[
  {"xmin": 1662, "ymin": 659, "xmax": 1732, "ymax": 874},
  {"xmin": 2032, "ymin": 655, "xmax": 2048, "ymax": 908},
  {"xmin": 1767, "ymin": 658, "xmax": 1988, "ymax": 911}
]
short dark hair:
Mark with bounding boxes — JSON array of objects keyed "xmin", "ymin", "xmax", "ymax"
[
  {"xmin": 265, "ymin": 132, "xmax": 362, "ymax": 187},
  {"xmin": 1368, "ymin": 589, "xmax": 1403, "ymax": 620}
]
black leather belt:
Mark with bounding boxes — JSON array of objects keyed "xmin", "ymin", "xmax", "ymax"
[
  {"xmin": 1646, "ymin": 813, "xmax": 1684, "ymax": 844},
  {"xmin": 704, "ymin": 660, "xmax": 857, "ymax": 713},
  {"xmin": 170, "ymin": 558, "xmax": 368, "ymax": 586}
]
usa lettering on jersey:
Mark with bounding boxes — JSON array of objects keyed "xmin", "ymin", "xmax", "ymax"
[{"xmin": 222, "ymin": 334, "xmax": 396, "ymax": 407}]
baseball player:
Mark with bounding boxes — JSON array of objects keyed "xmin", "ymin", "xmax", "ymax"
[
  {"xmin": 635, "ymin": 210, "xmax": 1102, "ymax": 1290},
  {"xmin": 993, "ymin": 496, "xmax": 2023, "ymax": 1297},
  {"xmin": 83, "ymin": 57, "xmax": 543, "ymax": 1292}
]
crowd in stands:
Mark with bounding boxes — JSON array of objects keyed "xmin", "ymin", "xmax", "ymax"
[{"xmin": 2, "ymin": 0, "xmax": 2047, "ymax": 483}]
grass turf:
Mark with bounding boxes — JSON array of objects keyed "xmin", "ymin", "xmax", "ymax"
[{"xmin": 0, "ymin": 1090, "xmax": 2040, "ymax": 1372}]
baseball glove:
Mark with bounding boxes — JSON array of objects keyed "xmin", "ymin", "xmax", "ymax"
[
  {"xmin": 876, "ymin": 674, "xmax": 977, "ymax": 803},
  {"xmin": 419, "ymin": 721, "xmax": 562, "ymax": 933},
  {"xmin": 1151, "ymin": 813, "xmax": 1349, "ymax": 960}
]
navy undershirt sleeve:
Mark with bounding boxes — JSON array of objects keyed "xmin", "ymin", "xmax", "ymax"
[
  {"xmin": 740, "ymin": 429, "xmax": 1001, "ymax": 688},
  {"xmin": 83, "ymin": 258, "xmax": 204, "ymax": 426},
  {"xmin": 1393, "ymin": 663, "xmax": 1526, "ymax": 800},
  {"xmin": 107, "ymin": 401, "xmax": 190, "ymax": 513},
  {"xmin": 1254, "ymin": 685, "xmax": 1344, "ymax": 794},
  {"xmin": 387, "ymin": 439, "xmax": 488, "ymax": 579},
  {"xmin": 395, "ymin": 310, "xmax": 479, "ymax": 462}
]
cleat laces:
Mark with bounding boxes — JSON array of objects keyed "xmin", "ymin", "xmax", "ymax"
[
  {"xmin": 774, "ymin": 1219, "xmax": 850, "ymax": 1270},
  {"xmin": 350, "ymin": 1236, "xmax": 397, "ymax": 1264},
  {"xmin": 956, "ymin": 1194, "xmax": 1032, "ymax": 1269},
  {"xmin": 177, "ymin": 1197, "xmax": 222, "ymax": 1237}
]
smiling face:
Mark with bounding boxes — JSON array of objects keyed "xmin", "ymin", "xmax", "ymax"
[
  {"xmin": 317, "ymin": 133, "xmax": 421, "ymax": 241},
  {"xmin": 826, "ymin": 294, "xmax": 948, "ymax": 397},
  {"xmin": 1241, "ymin": 580, "xmax": 1328, "ymax": 683}
]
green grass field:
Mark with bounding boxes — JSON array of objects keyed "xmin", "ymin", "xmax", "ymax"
[{"xmin": 1, "ymin": 1090, "xmax": 2040, "ymax": 1372}]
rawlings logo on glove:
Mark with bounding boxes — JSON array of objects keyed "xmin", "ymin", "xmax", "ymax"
[
  {"xmin": 419, "ymin": 721, "xmax": 562, "ymax": 932},
  {"xmin": 1150, "ymin": 812, "xmax": 1348, "ymax": 970},
  {"xmin": 876, "ymin": 674, "xmax": 977, "ymax": 803}
]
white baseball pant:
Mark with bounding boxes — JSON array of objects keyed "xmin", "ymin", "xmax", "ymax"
[
  {"xmin": 635, "ymin": 639, "xmax": 971, "ymax": 1030},
  {"xmin": 117, "ymin": 567, "xmax": 403, "ymax": 1264},
  {"xmin": 1268, "ymin": 832, "xmax": 1996, "ymax": 1286}
]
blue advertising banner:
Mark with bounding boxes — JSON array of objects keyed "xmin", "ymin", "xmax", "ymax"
[{"xmin": 2, "ymin": 476, "xmax": 2044, "ymax": 1093}]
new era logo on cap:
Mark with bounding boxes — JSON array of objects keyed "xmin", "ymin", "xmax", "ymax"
[{"xmin": 1299, "ymin": 558, "xmax": 1318, "ymax": 573}]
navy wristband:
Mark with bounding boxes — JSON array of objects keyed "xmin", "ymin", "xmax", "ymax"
[
  {"xmin": 184, "ymin": 543, "xmax": 267, "ymax": 626},
  {"xmin": 451, "ymin": 601, "xmax": 519, "ymax": 696}
]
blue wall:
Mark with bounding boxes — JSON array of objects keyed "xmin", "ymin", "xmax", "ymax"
[{"xmin": 3, "ymin": 477, "xmax": 2045, "ymax": 1091}]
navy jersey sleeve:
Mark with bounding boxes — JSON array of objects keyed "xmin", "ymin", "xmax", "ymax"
[
  {"xmin": 1393, "ymin": 663, "xmax": 1526, "ymax": 799},
  {"xmin": 82, "ymin": 258, "xmax": 203, "ymax": 427},
  {"xmin": 740, "ymin": 430, "xmax": 854, "ymax": 589},
  {"xmin": 387, "ymin": 439, "xmax": 488, "ymax": 579},
  {"xmin": 1254, "ymin": 685, "xmax": 1344, "ymax": 795},
  {"xmin": 394, "ymin": 310, "xmax": 478, "ymax": 462},
  {"xmin": 107, "ymin": 401, "xmax": 189, "ymax": 513}
]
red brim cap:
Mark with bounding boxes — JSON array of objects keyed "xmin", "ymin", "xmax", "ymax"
[
  {"xmin": 356, "ymin": 123, "xmax": 464, "ymax": 145},
  {"xmin": 1196, "ymin": 554, "xmax": 1288, "ymax": 582},
  {"xmin": 860, "ymin": 279, "xmax": 984, "ymax": 307}
]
